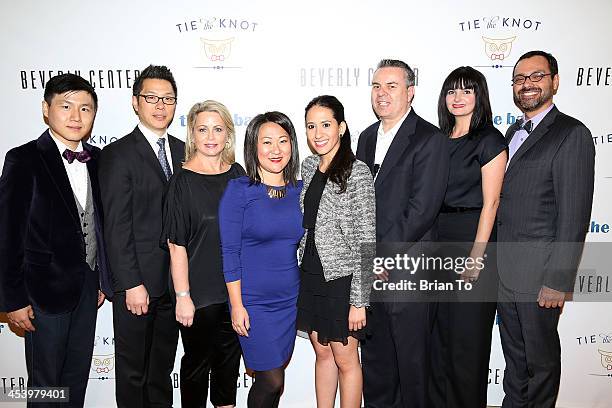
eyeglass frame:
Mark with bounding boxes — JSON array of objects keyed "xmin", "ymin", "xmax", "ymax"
[
  {"xmin": 511, "ymin": 72, "xmax": 553, "ymax": 86},
  {"xmin": 136, "ymin": 94, "xmax": 178, "ymax": 105}
]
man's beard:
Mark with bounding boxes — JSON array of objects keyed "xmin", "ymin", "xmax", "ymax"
[{"xmin": 513, "ymin": 86, "xmax": 553, "ymax": 112}]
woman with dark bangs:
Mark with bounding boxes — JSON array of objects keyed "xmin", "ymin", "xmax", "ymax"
[
  {"xmin": 429, "ymin": 66, "xmax": 507, "ymax": 408},
  {"xmin": 297, "ymin": 95, "xmax": 375, "ymax": 407}
]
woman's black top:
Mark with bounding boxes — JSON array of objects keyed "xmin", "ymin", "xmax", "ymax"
[
  {"xmin": 443, "ymin": 124, "xmax": 507, "ymax": 208},
  {"xmin": 161, "ymin": 163, "xmax": 246, "ymax": 309}
]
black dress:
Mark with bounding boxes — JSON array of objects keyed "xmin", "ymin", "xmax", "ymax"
[
  {"xmin": 161, "ymin": 163, "xmax": 245, "ymax": 407},
  {"xmin": 297, "ymin": 169, "xmax": 365, "ymax": 345},
  {"xmin": 429, "ymin": 125, "xmax": 507, "ymax": 408}
]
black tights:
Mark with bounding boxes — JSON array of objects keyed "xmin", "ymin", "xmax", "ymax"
[{"xmin": 247, "ymin": 367, "xmax": 285, "ymax": 408}]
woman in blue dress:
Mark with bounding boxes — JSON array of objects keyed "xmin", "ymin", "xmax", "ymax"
[{"xmin": 219, "ymin": 111, "xmax": 303, "ymax": 408}]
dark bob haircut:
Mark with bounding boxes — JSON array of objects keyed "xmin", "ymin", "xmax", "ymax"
[
  {"xmin": 133, "ymin": 65, "xmax": 178, "ymax": 97},
  {"xmin": 305, "ymin": 95, "xmax": 355, "ymax": 193},
  {"xmin": 44, "ymin": 73, "xmax": 98, "ymax": 110},
  {"xmin": 513, "ymin": 50, "xmax": 559, "ymax": 78},
  {"xmin": 244, "ymin": 111, "xmax": 299, "ymax": 186},
  {"xmin": 437, "ymin": 66, "xmax": 493, "ymax": 136}
]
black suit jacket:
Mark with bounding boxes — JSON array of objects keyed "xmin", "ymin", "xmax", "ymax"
[
  {"xmin": 0, "ymin": 130, "xmax": 113, "ymax": 314},
  {"xmin": 497, "ymin": 106, "xmax": 595, "ymax": 293},
  {"xmin": 98, "ymin": 126, "xmax": 184, "ymax": 297},
  {"xmin": 356, "ymin": 109, "xmax": 449, "ymax": 243}
]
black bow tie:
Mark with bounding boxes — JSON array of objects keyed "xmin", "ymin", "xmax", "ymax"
[
  {"xmin": 519, "ymin": 119, "xmax": 533, "ymax": 134},
  {"xmin": 62, "ymin": 149, "xmax": 91, "ymax": 164}
]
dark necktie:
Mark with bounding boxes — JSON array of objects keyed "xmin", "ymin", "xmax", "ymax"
[
  {"xmin": 157, "ymin": 138, "xmax": 172, "ymax": 180},
  {"xmin": 520, "ymin": 119, "xmax": 533, "ymax": 134},
  {"xmin": 373, "ymin": 164, "xmax": 381, "ymax": 177},
  {"xmin": 62, "ymin": 149, "xmax": 91, "ymax": 164}
]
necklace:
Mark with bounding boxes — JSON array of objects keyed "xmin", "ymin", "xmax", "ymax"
[{"xmin": 266, "ymin": 184, "xmax": 287, "ymax": 199}]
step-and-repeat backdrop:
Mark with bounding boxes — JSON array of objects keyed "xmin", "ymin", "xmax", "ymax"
[{"xmin": 1, "ymin": 0, "xmax": 611, "ymax": 406}]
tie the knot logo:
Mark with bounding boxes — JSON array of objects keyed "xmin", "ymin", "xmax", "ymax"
[
  {"xmin": 482, "ymin": 36, "xmax": 516, "ymax": 62},
  {"xmin": 201, "ymin": 38, "xmax": 234, "ymax": 63}
]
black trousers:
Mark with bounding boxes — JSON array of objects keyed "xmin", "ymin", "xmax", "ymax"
[
  {"xmin": 25, "ymin": 268, "xmax": 98, "ymax": 408},
  {"xmin": 112, "ymin": 291, "xmax": 179, "ymax": 408},
  {"xmin": 429, "ymin": 301, "xmax": 496, "ymax": 408},
  {"xmin": 361, "ymin": 301, "xmax": 432, "ymax": 408},
  {"xmin": 429, "ymin": 210, "xmax": 498, "ymax": 408},
  {"xmin": 497, "ymin": 282, "xmax": 561, "ymax": 408},
  {"xmin": 179, "ymin": 302, "xmax": 241, "ymax": 407}
]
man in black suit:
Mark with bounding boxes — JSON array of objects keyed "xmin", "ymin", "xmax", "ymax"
[
  {"xmin": 497, "ymin": 51, "xmax": 595, "ymax": 407},
  {"xmin": 0, "ymin": 73, "xmax": 112, "ymax": 407},
  {"xmin": 356, "ymin": 59, "xmax": 449, "ymax": 408},
  {"xmin": 98, "ymin": 65, "xmax": 184, "ymax": 408}
]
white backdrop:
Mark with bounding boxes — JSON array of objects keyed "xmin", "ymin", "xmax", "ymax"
[{"xmin": 1, "ymin": 0, "xmax": 611, "ymax": 406}]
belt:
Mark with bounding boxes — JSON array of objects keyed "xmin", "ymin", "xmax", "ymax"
[{"xmin": 440, "ymin": 205, "xmax": 482, "ymax": 213}]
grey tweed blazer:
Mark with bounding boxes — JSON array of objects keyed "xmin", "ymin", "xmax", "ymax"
[{"xmin": 298, "ymin": 155, "xmax": 376, "ymax": 307}]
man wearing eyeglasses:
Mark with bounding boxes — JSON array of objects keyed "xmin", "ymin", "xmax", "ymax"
[
  {"xmin": 99, "ymin": 65, "xmax": 183, "ymax": 408},
  {"xmin": 497, "ymin": 51, "xmax": 595, "ymax": 407}
]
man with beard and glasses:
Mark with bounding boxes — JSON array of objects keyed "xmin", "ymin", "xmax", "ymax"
[{"xmin": 496, "ymin": 50, "xmax": 595, "ymax": 407}]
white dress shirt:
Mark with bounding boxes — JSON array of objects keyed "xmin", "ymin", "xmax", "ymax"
[
  {"xmin": 138, "ymin": 123, "xmax": 173, "ymax": 170},
  {"xmin": 374, "ymin": 108, "xmax": 411, "ymax": 180},
  {"xmin": 50, "ymin": 131, "xmax": 88, "ymax": 208}
]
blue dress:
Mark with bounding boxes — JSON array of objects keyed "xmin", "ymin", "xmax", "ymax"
[{"xmin": 219, "ymin": 176, "xmax": 304, "ymax": 371}]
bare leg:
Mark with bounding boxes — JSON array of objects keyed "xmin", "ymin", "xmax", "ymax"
[
  {"xmin": 309, "ymin": 331, "xmax": 339, "ymax": 407},
  {"xmin": 330, "ymin": 336, "xmax": 362, "ymax": 408}
]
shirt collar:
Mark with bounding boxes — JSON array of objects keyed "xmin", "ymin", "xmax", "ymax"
[
  {"xmin": 377, "ymin": 107, "xmax": 411, "ymax": 138},
  {"xmin": 521, "ymin": 103, "xmax": 555, "ymax": 131},
  {"xmin": 48, "ymin": 129, "xmax": 84, "ymax": 153},
  {"xmin": 138, "ymin": 122, "xmax": 168, "ymax": 142}
]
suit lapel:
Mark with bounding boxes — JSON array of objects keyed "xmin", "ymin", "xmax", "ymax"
[
  {"xmin": 374, "ymin": 109, "xmax": 417, "ymax": 188},
  {"xmin": 37, "ymin": 131, "xmax": 80, "ymax": 226},
  {"xmin": 363, "ymin": 127, "xmax": 377, "ymax": 173},
  {"xmin": 505, "ymin": 120, "xmax": 521, "ymax": 145},
  {"xmin": 168, "ymin": 136, "xmax": 184, "ymax": 173},
  {"xmin": 84, "ymin": 143, "xmax": 101, "ymax": 214},
  {"xmin": 131, "ymin": 127, "xmax": 167, "ymax": 183},
  {"xmin": 506, "ymin": 107, "xmax": 559, "ymax": 175}
]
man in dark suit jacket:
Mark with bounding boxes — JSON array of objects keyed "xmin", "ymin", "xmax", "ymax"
[
  {"xmin": 497, "ymin": 51, "xmax": 595, "ymax": 408},
  {"xmin": 98, "ymin": 65, "xmax": 184, "ymax": 408},
  {"xmin": 0, "ymin": 73, "xmax": 112, "ymax": 407},
  {"xmin": 356, "ymin": 59, "xmax": 449, "ymax": 408}
]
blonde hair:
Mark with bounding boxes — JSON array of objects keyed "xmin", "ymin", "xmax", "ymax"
[{"xmin": 184, "ymin": 100, "xmax": 235, "ymax": 164}]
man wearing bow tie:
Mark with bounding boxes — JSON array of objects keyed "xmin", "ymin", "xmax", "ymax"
[
  {"xmin": 0, "ymin": 73, "xmax": 113, "ymax": 407},
  {"xmin": 497, "ymin": 51, "xmax": 595, "ymax": 407},
  {"xmin": 98, "ymin": 65, "xmax": 183, "ymax": 408}
]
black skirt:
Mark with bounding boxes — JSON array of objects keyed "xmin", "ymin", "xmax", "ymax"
[{"xmin": 296, "ymin": 169, "xmax": 365, "ymax": 345}]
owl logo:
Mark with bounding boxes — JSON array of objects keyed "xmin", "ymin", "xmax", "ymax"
[
  {"xmin": 598, "ymin": 349, "xmax": 612, "ymax": 370},
  {"xmin": 482, "ymin": 36, "xmax": 516, "ymax": 61},
  {"xmin": 91, "ymin": 354, "xmax": 115, "ymax": 374},
  {"xmin": 200, "ymin": 37, "xmax": 234, "ymax": 62}
]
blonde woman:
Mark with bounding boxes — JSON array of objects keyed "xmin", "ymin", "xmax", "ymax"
[{"xmin": 161, "ymin": 100, "xmax": 245, "ymax": 408}]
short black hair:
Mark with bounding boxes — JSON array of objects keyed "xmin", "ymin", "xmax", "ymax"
[
  {"xmin": 133, "ymin": 65, "xmax": 177, "ymax": 97},
  {"xmin": 244, "ymin": 111, "xmax": 299, "ymax": 186},
  {"xmin": 513, "ymin": 50, "xmax": 558, "ymax": 78},
  {"xmin": 376, "ymin": 59, "xmax": 416, "ymax": 87},
  {"xmin": 44, "ymin": 73, "xmax": 97, "ymax": 110},
  {"xmin": 437, "ymin": 66, "xmax": 493, "ymax": 135}
]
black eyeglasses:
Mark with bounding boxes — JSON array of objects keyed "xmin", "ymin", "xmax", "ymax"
[
  {"xmin": 511, "ymin": 72, "xmax": 552, "ymax": 85},
  {"xmin": 137, "ymin": 94, "xmax": 177, "ymax": 105}
]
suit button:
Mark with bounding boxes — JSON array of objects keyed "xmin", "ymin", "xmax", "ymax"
[
  {"xmin": 497, "ymin": 221, "xmax": 503, "ymax": 226},
  {"xmin": 499, "ymin": 193, "xmax": 504, "ymax": 198}
]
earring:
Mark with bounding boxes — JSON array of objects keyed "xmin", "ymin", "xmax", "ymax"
[
  {"xmin": 225, "ymin": 140, "xmax": 231, "ymax": 150},
  {"xmin": 339, "ymin": 133, "xmax": 344, "ymax": 138}
]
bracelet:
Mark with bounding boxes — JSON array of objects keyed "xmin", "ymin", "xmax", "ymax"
[{"xmin": 176, "ymin": 290, "xmax": 190, "ymax": 298}]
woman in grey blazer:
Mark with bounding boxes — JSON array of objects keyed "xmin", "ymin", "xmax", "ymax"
[{"xmin": 297, "ymin": 95, "xmax": 375, "ymax": 408}]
